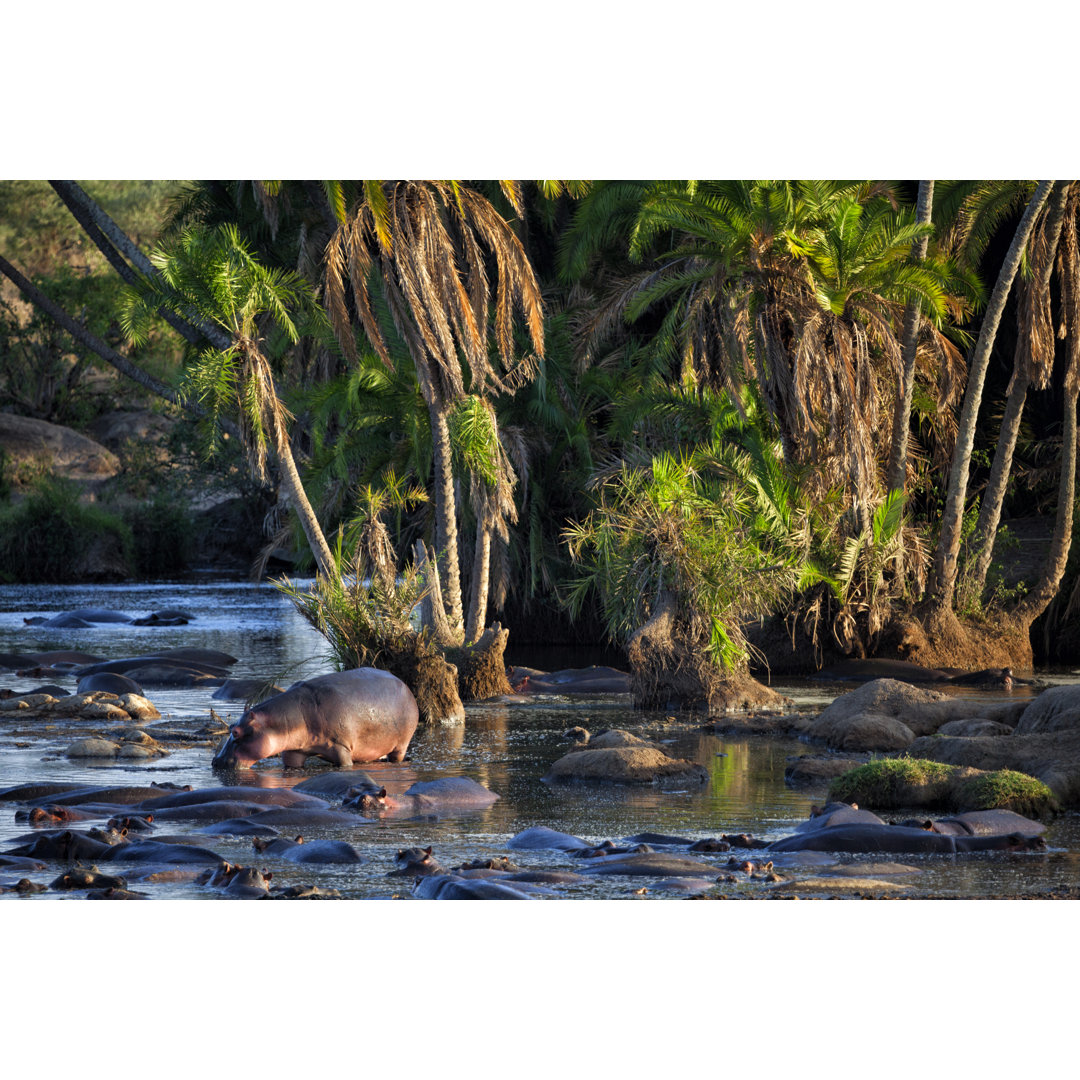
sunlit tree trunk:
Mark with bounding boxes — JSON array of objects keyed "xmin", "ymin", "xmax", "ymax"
[
  {"xmin": 465, "ymin": 518, "xmax": 493, "ymax": 645},
  {"xmin": 275, "ymin": 429, "xmax": 336, "ymax": 578},
  {"xmin": 428, "ymin": 399, "xmax": 465, "ymax": 642},
  {"xmin": 966, "ymin": 182, "xmax": 1072, "ymax": 601},
  {"xmin": 929, "ymin": 180, "xmax": 1055, "ymax": 613}
]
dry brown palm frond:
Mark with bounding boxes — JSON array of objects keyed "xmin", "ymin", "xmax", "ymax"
[
  {"xmin": 1018, "ymin": 195, "xmax": 1061, "ymax": 390},
  {"xmin": 252, "ymin": 181, "xmax": 280, "ymax": 241}
]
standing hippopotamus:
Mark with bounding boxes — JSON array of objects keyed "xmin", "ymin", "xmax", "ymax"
[{"xmin": 211, "ymin": 668, "xmax": 419, "ymax": 769}]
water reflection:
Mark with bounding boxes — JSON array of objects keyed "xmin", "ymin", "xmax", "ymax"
[{"xmin": 1, "ymin": 580, "xmax": 1078, "ymax": 899}]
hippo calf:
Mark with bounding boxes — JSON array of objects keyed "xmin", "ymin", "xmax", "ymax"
[{"xmin": 212, "ymin": 668, "xmax": 419, "ymax": 769}]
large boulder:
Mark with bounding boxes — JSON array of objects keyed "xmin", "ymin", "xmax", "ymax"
[
  {"xmin": 806, "ymin": 678, "xmax": 1020, "ymax": 752},
  {"xmin": 543, "ymin": 746, "xmax": 709, "ymax": 785},
  {"xmin": 86, "ymin": 410, "xmax": 174, "ymax": 454},
  {"xmin": 908, "ymin": 729, "xmax": 1080, "ymax": 806},
  {"xmin": 0, "ymin": 414, "xmax": 119, "ymax": 483},
  {"xmin": 828, "ymin": 757, "xmax": 1058, "ymax": 817},
  {"xmin": 1014, "ymin": 685, "xmax": 1080, "ymax": 735}
]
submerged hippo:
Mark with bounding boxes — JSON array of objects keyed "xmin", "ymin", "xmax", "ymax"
[
  {"xmin": 768, "ymin": 824, "xmax": 1048, "ymax": 854},
  {"xmin": 24, "ymin": 608, "xmax": 134, "ymax": 627},
  {"xmin": 812, "ymin": 660, "xmax": 1025, "ymax": 689},
  {"xmin": 251, "ymin": 836, "xmax": 363, "ymax": 864},
  {"xmin": 343, "ymin": 777, "xmax": 499, "ymax": 817},
  {"xmin": 212, "ymin": 668, "xmax": 419, "ymax": 769},
  {"xmin": 77, "ymin": 672, "xmax": 144, "ymax": 696}
]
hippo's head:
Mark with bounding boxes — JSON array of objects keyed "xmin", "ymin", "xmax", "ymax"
[
  {"xmin": 349, "ymin": 787, "xmax": 390, "ymax": 814},
  {"xmin": 212, "ymin": 710, "xmax": 278, "ymax": 769},
  {"xmin": 1008, "ymin": 833, "xmax": 1047, "ymax": 851}
]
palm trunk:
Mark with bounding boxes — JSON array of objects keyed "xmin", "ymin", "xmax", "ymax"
[
  {"xmin": 1014, "ymin": 208, "xmax": 1080, "ymax": 624},
  {"xmin": 1013, "ymin": 382, "xmax": 1078, "ymax": 623},
  {"xmin": 964, "ymin": 369, "xmax": 1031, "ymax": 599},
  {"xmin": 887, "ymin": 180, "xmax": 934, "ymax": 493},
  {"xmin": 275, "ymin": 431, "xmax": 336, "ymax": 578},
  {"xmin": 429, "ymin": 399, "xmax": 465, "ymax": 641},
  {"xmin": 929, "ymin": 180, "xmax": 1055, "ymax": 613},
  {"xmin": 0, "ymin": 252, "xmax": 233, "ymax": 426},
  {"xmin": 965, "ymin": 182, "xmax": 1072, "ymax": 602},
  {"xmin": 48, "ymin": 181, "xmax": 233, "ymax": 352},
  {"xmin": 465, "ymin": 517, "xmax": 493, "ymax": 645}
]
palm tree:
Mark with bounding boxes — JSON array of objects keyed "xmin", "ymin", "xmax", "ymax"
[
  {"xmin": 610, "ymin": 181, "xmax": 958, "ymax": 532},
  {"xmin": 963, "ymin": 181, "xmax": 1072, "ymax": 602},
  {"xmin": 121, "ymin": 223, "xmax": 337, "ymax": 576},
  {"xmin": 928, "ymin": 180, "xmax": 1055, "ymax": 614},
  {"xmin": 324, "ymin": 181, "xmax": 545, "ymax": 645},
  {"xmin": 886, "ymin": 179, "xmax": 935, "ymax": 493}
]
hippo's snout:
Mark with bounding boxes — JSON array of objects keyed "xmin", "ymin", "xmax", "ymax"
[{"xmin": 212, "ymin": 734, "xmax": 241, "ymax": 768}]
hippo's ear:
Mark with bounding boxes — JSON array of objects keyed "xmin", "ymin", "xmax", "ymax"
[
  {"xmin": 146, "ymin": 814, "xmax": 153, "ymax": 824},
  {"xmin": 295, "ymin": 835, "xmax": 304, "ymax": 844},
  {"xmin": 379, "ymin": 787, "xmax": 387, "ymax": 798},
  {"xmin": 424, "ymin": 846, "xmax": 433, "ymax": 857}
]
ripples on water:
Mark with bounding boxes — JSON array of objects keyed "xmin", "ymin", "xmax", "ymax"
[{"xmin": 1, "ymin": 579, "xmax": 1078, "ymax": 900}]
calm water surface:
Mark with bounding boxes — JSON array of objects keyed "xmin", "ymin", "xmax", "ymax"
[{"xmin": 1, "ymin": 579, "xmax": 1077, "ymax": 900}]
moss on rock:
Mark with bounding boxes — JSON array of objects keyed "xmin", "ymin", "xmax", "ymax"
[{"xmin": 828, "ymin": 757, "xmax": 1058, "ymax": 817}]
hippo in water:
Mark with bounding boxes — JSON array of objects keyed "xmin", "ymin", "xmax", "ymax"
[
  {"xmin": 342, "ymin": 777, "xmax": 499, "ymax": 817},
  {"xmin": 812, "ymin": 660, "xmax": 1026, "ymax": 689},
  {"xmin": 768, "ymin": 824, "xmax": 1048, "ymax": 855},
  {"xmin": 77, "ymin": 672, "xmax": 144, "ymax": 696},
  {"xmin": 211, "ymin": 668, "xmax": 419, "ymax": 769}
]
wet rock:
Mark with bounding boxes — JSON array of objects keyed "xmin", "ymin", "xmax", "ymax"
[
  {"xmin": 808, "ymin": 679, "xmax": 1026, "ymax": 753},
  {"xmin": 116, "ymin": 696, "xmax": 161, "ymax": 721},
  {"xmin": 65, "ymin": 738, "xmax": 124, "ymax": 759},
  {"xmin": 784, "ymin": 754, "xmax": 870, "ymax": 787},
  {"xmin": 585, "ymin": 729, "xmax": 662, "ymax": 751},
  {"xmin": 908, "ymin": 729, "xmax": 1080, "ymax": 806},
  {"xmin": 937, "ymin": 718, "xmax": 1017, "ymax": 738},
  {"xmin": 543, "ymin": 747, "xmax": 709, "ymax": 785},
  {"xmin": 65, "ymin": 731, "xmax": 168, "ymax": 760},
  {"xmin": 1014, "ymin": 685, "xmax": 1080, "ymax": 735}
]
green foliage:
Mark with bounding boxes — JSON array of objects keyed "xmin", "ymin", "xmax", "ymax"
[
  {"xmin": 0, "ymin": 266, "xmax": 127, "ymax": 423},
  {"xmin": 954, "ymin": 770, "xmax": 1058, "ymax": 818},
  {"xmin": 274, "ymin": 539, "xmax": 427, "ymax": 671},
  {"xmin": 829, "ymin": 757, "xmax": 1057, "ymax": 817},
  {"xmin": 117, "ymin": 494, "xmax": 191, "ymax": 578},
  {"xmin": 828, "ymin": 758, "xmax": 955, "ymax": 806},
  {"xmin": 0, "ymin": 181, "xmax": 181, "ymax": 277},
  {"xmin": 563, "ymin": 440, "xmax": 803, "ymax": 671},
  {"xmin": 0, "ymin": 477, "xmax": 132, "ymax": 583}
]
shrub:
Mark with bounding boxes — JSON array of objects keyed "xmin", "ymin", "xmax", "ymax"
[
  {"xmin": 0, "ymin": 476, "xmax": 133, "ymax": 582},
  {"xmin": 119, "ymin": 494, "xmax": 191, "ymax": 578}
]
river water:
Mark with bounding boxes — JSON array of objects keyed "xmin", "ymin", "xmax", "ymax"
[{"xmin": 1, "ymin": 578, "xmax": 1078, "ymax": 901}]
